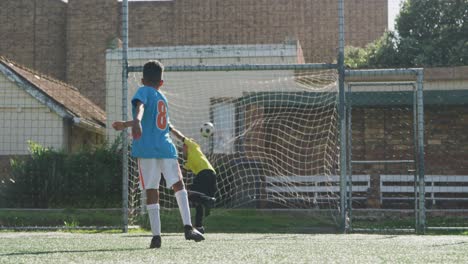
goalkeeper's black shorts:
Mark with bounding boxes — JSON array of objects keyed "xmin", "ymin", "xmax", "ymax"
[{"xmin": 191, "ymin": 169, "xmax": 217, "ymax": 197}]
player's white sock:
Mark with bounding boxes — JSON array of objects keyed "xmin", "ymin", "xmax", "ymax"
[
  {"xmin": 146, "ymin": 203, "xmax": 161, "ymax": 236},
  {"xmin": 175, "ymin": 189, "xmax": 192, "ymax": 226}
]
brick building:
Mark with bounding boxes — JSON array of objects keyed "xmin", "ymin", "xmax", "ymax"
[{"xmin": 0, "ymin": 0, "xmax": 387, "ymax": 110}]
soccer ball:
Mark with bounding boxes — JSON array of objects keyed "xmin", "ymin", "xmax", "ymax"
[{"xmin": 200, "ymin": 122, "xmax": 214, "ymax": 137}]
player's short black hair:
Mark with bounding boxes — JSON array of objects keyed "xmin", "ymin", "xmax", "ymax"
[{"xmin": 143, "ymin": 60, "xmax": 164, "ymax": 84}]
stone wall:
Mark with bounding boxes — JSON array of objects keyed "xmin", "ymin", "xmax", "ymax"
[
  {"xmin": 351, "ymin": 105, "xmax": 468, "ymax": 176},
  {"xmin": 425, "ymin": 106, "xmax": 468, "ymax": 175}
]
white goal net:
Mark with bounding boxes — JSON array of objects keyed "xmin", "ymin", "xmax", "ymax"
[{"xmin": 106, "ymin": 45, "xmax": 340, "ymax": 225}]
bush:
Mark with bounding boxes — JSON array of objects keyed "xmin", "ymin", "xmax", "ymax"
[{"xmin": 2, "ymin": 140, "xmax": 122, "ymax": 208}]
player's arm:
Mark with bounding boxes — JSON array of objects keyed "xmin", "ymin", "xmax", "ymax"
[
  {"xmin": 112, "ymin": 120, "xmax": 138, "ymax": 131},
  {"xmin": 111, "ymin": 100, "xmax": 145, "ymax": 134},
  {"xmin": 131, "ymin": 100, "xmax": 144, "ymax": 139},
  {"xmin": 169, "ymin": 124, "xmax": 186, "ymax": 142}
]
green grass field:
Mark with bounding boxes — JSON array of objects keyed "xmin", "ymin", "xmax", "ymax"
[
  {"xmin": 0, "ymin": 209, "xmax": 338, "ymax": 233},
  {"xmin": 2, "ymin": 209, "xmax": 468, "ymax": 263},
  {"xmin": 2, "ymin": 208, "xmax": 467, "ymax": 234},
  {"xmin": 2, "ymin": 232, "xmax": 468, "ymax": 263}
]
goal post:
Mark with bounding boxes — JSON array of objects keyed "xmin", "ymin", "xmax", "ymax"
[{"xmin": 106, "ymin": 44, "xmax": 344, "ymax": 229}]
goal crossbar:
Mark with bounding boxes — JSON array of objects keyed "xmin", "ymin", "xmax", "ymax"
[{"xmin": 128, "ymin": 63, "xmax": 338, "ymax": 73}]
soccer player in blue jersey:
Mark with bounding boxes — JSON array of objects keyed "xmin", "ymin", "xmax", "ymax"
[{"xmin": 112, "ymin": 60, "xmax": 204, "ymax": 249}]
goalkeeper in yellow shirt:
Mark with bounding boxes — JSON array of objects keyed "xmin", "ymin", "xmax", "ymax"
[{"xmin": 170, "ymin": 127, "xmax": 217, "ymax": 234}]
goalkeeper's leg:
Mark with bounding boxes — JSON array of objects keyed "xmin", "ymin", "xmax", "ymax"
[
  {"xmin": 188, "ymin": 190, "xmax": 216, "ymax": 209},
  {"xmin": 194, "ymin": 204, "xmax": 205, "ymax": 234}
]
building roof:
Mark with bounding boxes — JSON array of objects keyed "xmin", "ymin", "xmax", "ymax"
[{"xmin": 0, "ymin": 57, "xmax": 105, "ymax": 131}]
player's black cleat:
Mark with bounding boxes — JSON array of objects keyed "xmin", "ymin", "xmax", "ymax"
[
  {"xmin": 150, "ymin": 235, "xmax": 161, "ymax": 248},
  {"xmin": 184, "ymin": 225, "xmax": 205, "ymax": 242},
  {"xmin": 195, "ymin": 226, "xmax": 205, "ymax": 234}
]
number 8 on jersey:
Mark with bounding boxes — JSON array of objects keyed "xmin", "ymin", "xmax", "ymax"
[{"xmin": 157, "ymin": 100, "xmax": 167, "ymax": 130}]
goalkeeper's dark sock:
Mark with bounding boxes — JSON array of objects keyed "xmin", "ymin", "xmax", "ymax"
[{"xmin": 195, "ymin": 204, "xmax": 204, "ymax": 227}]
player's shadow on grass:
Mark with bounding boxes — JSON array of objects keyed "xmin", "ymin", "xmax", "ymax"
[
  {"xmin": 431, "ymin": 241, "xmax": 468, "ymax": 247},
  {"xmin": 1, "ymin": 247, "xmax": 145, "ymax": 257}
]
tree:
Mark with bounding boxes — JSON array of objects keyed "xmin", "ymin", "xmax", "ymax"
[
  {"xmin": 345, "ymin": 0, "xmax": 468, "ymax": 68},
  {"xmin": 345, "ymin": 31, "xmax": 401, "ymax": 68}
]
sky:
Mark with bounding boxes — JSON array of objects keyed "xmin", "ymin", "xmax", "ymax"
[{"xmin": 388, "ymin": 0, "xmax": 405, "ymax": 31}]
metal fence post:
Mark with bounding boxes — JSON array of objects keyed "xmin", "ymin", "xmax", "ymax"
[
  {"xmin": 416, "ymin": 70, "xmax": 425, "ymax": 234},
  {"xmin": 338, "ymin": 0, "xmax": 347, "ymax": 232},
  {"xmin": 121, "ymin": 0, "xmax": 129, "ymax": 233}
]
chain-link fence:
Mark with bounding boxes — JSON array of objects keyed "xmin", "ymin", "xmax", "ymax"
[{"xmin": 1, "ymin": 0, "xmax": 466, "ymax": 232}]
